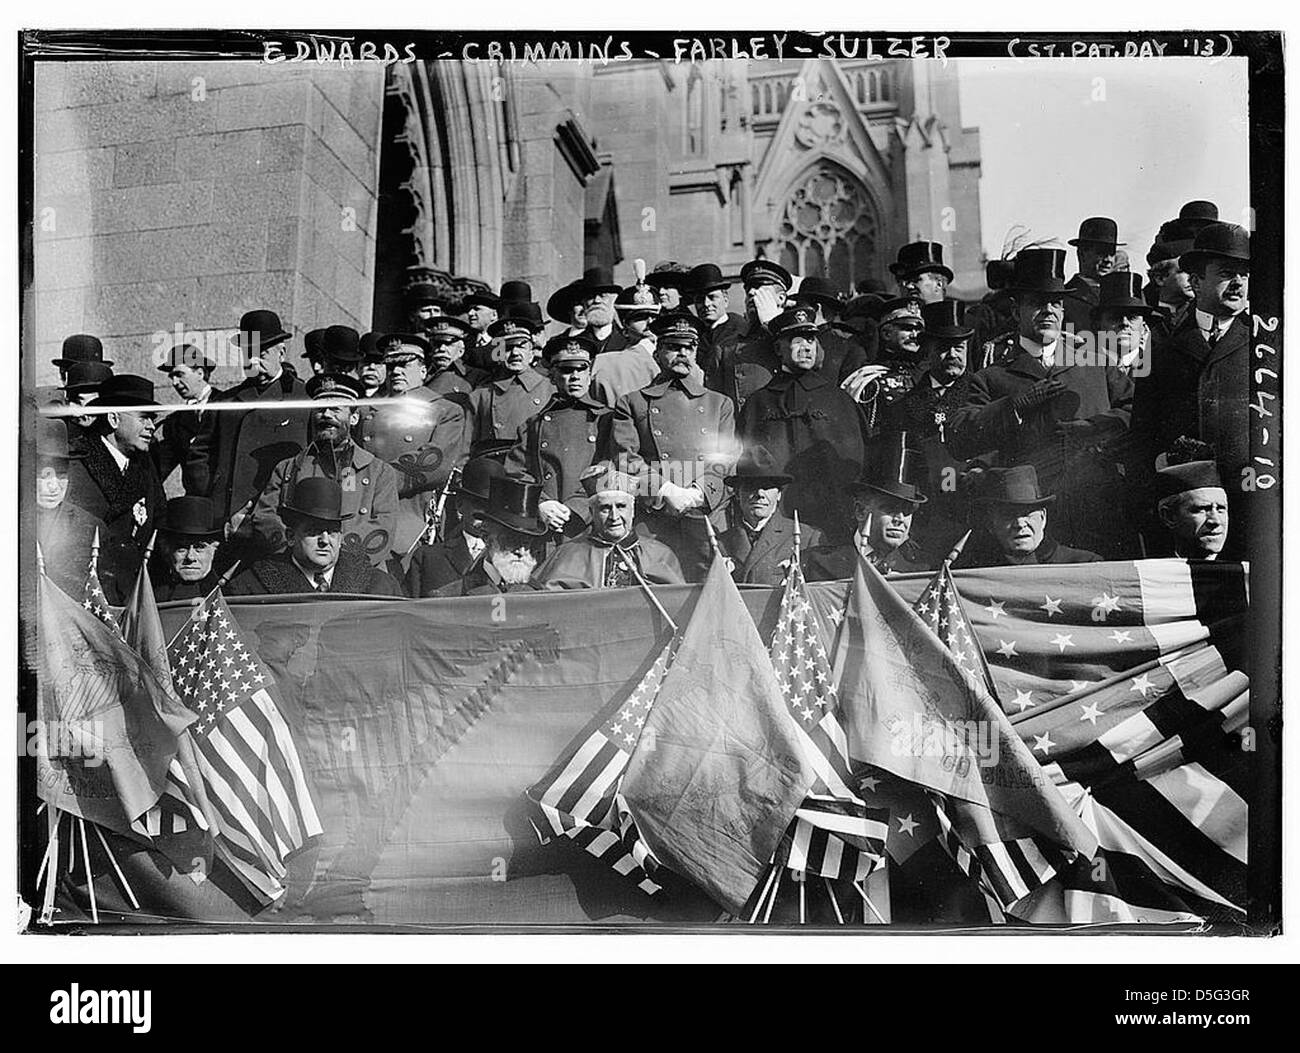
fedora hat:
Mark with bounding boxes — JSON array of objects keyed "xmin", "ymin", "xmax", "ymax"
[
  {"xmin": 1008, "ymin": 248, "xmax": 1070, "ymax": 295},
  {"xmin": 89, "ymin": 374, "xmax": 155, "ymax": 408},
  {"xmin": 156, "ymin": 342, "xmax": 216, "ymax": 374},
  {"xmin": 975, "ymin": 465, "xmax": 1055, "ymax": 508},
  {"xmin": 791, "ymin": 275, "xmax": 842, "ymax": 309},
  {"xmin": 853, "ymin": 432, "xmax": 928, "ymax": 504},
  {"xmin": 36, "ymin": 414, "xmax": 80, "ymax": 463},
  {"xmin": 1180, "ymin": 222, "xmax": 1250, "ymax": 271},
  {"xmin": 646, "ymin": 263, "xmax": 693, "ymax": 291},
  {"xmin": 889, "ymin": 241, "xmax": 954, "ymax": 283},
  {"xmin": 1093, "ymin": 272, "xmax": 1158, "ymax": 318},
  {"xmin": 280, "ymin": 476, "xmax": 346, "ymax": 527},
  {"xmin": 159, "ymin": 496, "xmax": 222, "ymax": 540},
  {"xmin": 739, "ymin": 258, "xmax": 793, "ymax": 291},
  {"xmin": 686, "ymin": 262, "xmax": 732, "ymax": 295},
  {"xmin": 1068, "ymin": 217, "xmax": 1124, "ymax": 247},
  {"xmin": 577, "ymin": 266, "xmax": 621, "ymax": 297},
  {"xmin": 60, "ymin": 360, "xmax": 113, "ymax": 395},
  {"xmin": 53, "ymin": 333, "xmax": 111, "ymax": 369},
  {"xmin": 724, "ymin": 445, "xmax": 792, "ymax": 488},
  {"xmin": 921, "ymin": 299, "xmax": 973, "ymax": 340},
  {"xmin": 546, "ymin": 278, "xmax": 586, "ymax": 323},
  {"xmin": 233, "ymin": 309, "xmax": 292, "ymax": 353},
  {"xmin": 482, "ymin": 474, "xmax": 548, "ymax": 536}
]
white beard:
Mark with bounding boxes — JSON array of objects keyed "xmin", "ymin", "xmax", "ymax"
[{"xmin": 490, "ymin": 549, "xmax": 537, "ymax": 585}]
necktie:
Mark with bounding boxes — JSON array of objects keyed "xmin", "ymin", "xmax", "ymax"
[{"xmin": 314, "ymin": 571, "xmax": 328, "ymax": 592}]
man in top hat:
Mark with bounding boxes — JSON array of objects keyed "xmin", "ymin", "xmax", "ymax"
[
  {"xmin": 575, "ymin": 266, "xmax": 635, "ymax": 355},
  {"xmin": 842, "ymin": 295, "xmax": 926, "ymax": 432},
  {"xmin": 59, "ymin": 360, "xmax": 115, "ymax": 458},
  {"xmin": 611, "ymin": 310, "xmax": 738, "ymax": 581},
  {"xmin": 251, "ymin": 373, "xmax": 400, "ymax": 570},
  {"xmin": 405, "ymin": 453, "xmax": 507, "ymax": 596},
  {"xmin": 153, "ymin": 342, "xmax": 222, "ymax": 495},
  {"xmin": 804, "ymin": 433, "xmax": 932, "ymax": 580},
  {"xmin": 228, "ymin": 477, "xmax": 402, "ymax": 596},
  {"xmin": 738, "ymin": 306, "xmax": 867, "ymax": 537},
  {"xmin": 957, "ymin": 465, "xmax": 1101, "ymax": 567},
  {"xmin": 465, "ymin": 318, "xmax": 555, "ymax": 443},
  {"xmin": 686, "ymin": 263, "xmax": 744, "ymax": 383},
  {"xmin": 1092, "ymin": 271, "xmax": 1159, "ymax": 376},
  {"xmin": 505, "ymin": 330, "xmax": 614, "ymax": 537},
  {"xmin": 150, "ymin": 495, "xmax": 226, "ymax": 602},
  {"xmin": 890, "ymin": 241, "xmax": 954, "ymax": 304},
  {"xmin": 187, "ymin": 309, "xmax": 310, "ymax": 529},
  {"xmin": 535, "ymin": 463, "xmax": 683, "ymax": 589},
  {"xmin": 1134, "ymin": 222, "xmax": 1251, "ymax": 505},
  {"xmin": 1151, "ymin": 445, "xmax": 1229, "ymax": 561},
  {"xmin": 34, "ymin": 411, "xmax": 105, "ymax": 601},
  {"xmin": 64, "ymin": 375, "xmax": 167, "ymax": 604},
  {"xmin": 51, "ymin": 333, "xmax": 112, "ymax": 387},
  {"xmin": 646, "ymin": 262, "xmax": 692, "ymax": 311},
  {"xmin": 705, "ymin": 257, "xmax": 791, "ymax": 410},
  {"xmin": 718, "ymin": 445, "xmax": 823, "ymax": 586},
  {"xmin": 419, "ymin": 316, "xmax": 488, "ymax": 396},
  {"xmin": 405, "ymin": 280, "xmax": 443, "ymax": 335},
  {"xmin": 1063, "ymin": 217, "xmax": 1125, "ymax": 337},
  {"xmin": 437, "ymin": 475, "xmax": 549, "ymax": 595}
]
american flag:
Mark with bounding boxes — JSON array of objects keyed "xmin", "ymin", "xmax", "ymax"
[
  {"xmin": 527, "ymin": 636, "xmax": 677, "ymax": 895},
  {"xmin": 166, "ymin": 591, "xmax": 322, "ymax": 902},
  {"xmin": 82, "ymin": 540, "xmax": 120, "ymax": 634},
  {"xmin": 770, "ymin": 562, "xmax": 886, "ymax": 881},
  {"xmin": 913, "ymin": 560, "xmax": 999, "ymax": 700}
]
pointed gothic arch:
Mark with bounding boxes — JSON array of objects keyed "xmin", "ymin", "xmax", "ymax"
[{"xmin": 769, "ymin": 159, "xmax": 881, "ymax": 293}]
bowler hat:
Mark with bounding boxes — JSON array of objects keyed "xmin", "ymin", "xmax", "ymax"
[
  {"xmin": 302, "ymin": 328, "xmax": 326, "ymax": 361},
  {"xmin": 853, "ymin": 432, "xmax": 928, "ymax": 504},
  {"xmin": 499, "ymin": 281, "xmax": 534, "ymax": 306},
  {"xmin": 458, "ymin": 455, "xmax": 507, "ymax": 502},
  {"xmin": 233, "ymin": 309, "xmax": 292, "ymax": 353},
  {"xmin": 360, "ymin": 332, "xmax": 387, "ymax": 362},
  {"xmin": 769, "ymin": 306, "xmax": 821, "ymax": 338},
  {"xmin": 159, "ymin": 496, "xmax": 222, "ymax": 540},
  {"xmin": 890, "ymin": 241, "xmax": 954, "ymax": 283},
  {"xmin": 462, "ymin": 287, "xmax": 503, "ymax": 311},
  {"xmin": 740, "ymin": 258, "xmax": 793, "ymax": 291},
  {"xmin": 90, "ymin": 374, "xmax": 155, "ymax": 408},
  {"xmin": 36, "ymin": 415, "xmax": 79, "ymax": 462},
  {"xmin": 321, "ymin": 325, "xmax": 362, "ymax": 364},
  {"xmin": 546, "ymin": 279, "xmax": 586, "ymax": 323},
  {"xmin": 649, "ymin": 310, "xmax": 706, "ymax": 343},
  {"xmin": 306, "ymin": 373, "xmax": 365, "ymax": 401},
  {"xmin": 157, "ymin": 342, "xmax": 216, "ymax": 374},
  {"xmin": 646, "ymin": 263, "xmax": 693, "ymax": 291},
  {"xmin": 1068, "ymin": 217, "xmax": 1124, "ymax": 247},
  {"xmin": 577, "ymin": 266, "xmax": 621, "ymax": 297},
  {"xmin": 60, "ymin": 361, "xmax": 113, "ymax": 394},
  {"xmin": 482, "ymin": 474, "xmax": 548, "ymax": 536},
  {"xmin": 280, "ymin": 476, "xmax": 346, "ymax": 526},
  {"xmin": 724, "ymin": 445, "xmax": 792, "ymax": 488},
  {"xmin": 686, "ymin": 263, "xmax": 732, "ymax": 294},
  {"xmin": 921, "ymin": 299, "xmax": 973, "ymax": 340},
  {"xmin": 53, "ymin": 333, "xmax": 111, "ymax": 369},
  {"xmin": 791, "ymin": 275, "xmax": 842, "ymax": 309},
  {"xmin": 1177, "ymin": 200, "xmax": 1219, "ymax": 233},
  {"xmin": 405, "ymin": 282, "xmax": 442, "ymax": 308},
  {"xmin": 975, "ymin": 465, "xmax": 1055, "ymax": 507},
  {"xmin": 1153, "ymin": 460, "xmax": 1223, "ymax": 502},
  {"xmin": 1093, "ymin": 272, "xmax": 1158, "ymax": 318},
  {"xmin": 1008, "ymin": 248, "xmax": 1070, "ymax": 295},
  {"xmin": 1180, "ymin": 222, "xmax": 1250, "ymax": 271}
]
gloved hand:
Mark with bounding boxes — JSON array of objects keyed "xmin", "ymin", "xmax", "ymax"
[
  {"xmin": 1012, "ymin": 378, "xmax": 1066, "ymax": 413},
  {"xmin": 538, "ymin": 500, "xmax": 572, "ymax": 531},
  {"xmin": 840, "ymin": 363, "xmax": 891, "ymax": 403},
  {"xmin": 657, "ymin": 481, "xmax": 704, "ymax": 515}
]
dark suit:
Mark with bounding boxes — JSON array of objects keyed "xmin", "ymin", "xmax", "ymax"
[
  {"xmin": 1062, "ymin": 273, "xmax": 1099, "ymax": 338},
  {"xmin": 405, "ymin": 531, "xmax": 480, "ymax": 597},
  {"xmin": 153, "ymin": 388, "xmax": 221, "ymax": 494},
  {"xmin": 707, "ymin": 322, "xmax": 781, "ymax": 412},
  {"xmin": 720, "ymin": 513, "xmax": 823, "ymax": 586},
  {"xmin": 698, "ymin": 312, "xmax": 745, "ymax": 383},
  {"xmin": 954, "ymin": 534, "xmax": 1101, "ymax": 569},
  {"xmin": 187, "ymin": 368, "xmax": 311, "ymax": 524},
  {"xmin": 803, "ymin": 538, "xmax": 931, "ymax": 581},
  {"xmin": 225, "ymin": 550, "xmax": 403, "ymax": 597}
]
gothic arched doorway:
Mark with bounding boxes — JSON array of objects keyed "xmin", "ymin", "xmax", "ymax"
[{"xmin": 771, "ymin": 162, "xmax": 880, "ymax": 294}]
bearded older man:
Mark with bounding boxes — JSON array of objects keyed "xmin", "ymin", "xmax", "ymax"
[{"xmin": 437, "ymin": 475, "xmax": 549, "ymax": 595}]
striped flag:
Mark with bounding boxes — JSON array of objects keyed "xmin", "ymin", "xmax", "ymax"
[
  {"xmin": 82, "ymin": 540, "xmax": 120, "ymax": 634},
  {"xmin": 769, "ymin": 562, "xmax": 885, "ymax": 881},
  {"xmin": 526, "ymin": 635, "xmax": 678, "ymax": 896},
  {"xmin": 166, "ymin": 591, "xmax": 323, "ymax": 903}
]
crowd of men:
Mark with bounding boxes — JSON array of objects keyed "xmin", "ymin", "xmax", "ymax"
[{"xmin": 34, "ymin": 198, "xmax": 1250, "ymax": 604}]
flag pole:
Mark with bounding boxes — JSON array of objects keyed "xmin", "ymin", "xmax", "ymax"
[
  {"xmin": 761, "ymin": 866, "xmax": 782, "ymax": 924},
  {"xmin": 823, "ymin": 876, "xmax": 845, "ymax": 924},
  {"xmin": 942, "ymin": 529, "xmax": 972, "ymax": 568},
  {"xmin": 748, "ymin": 862, "xmax": 780, "ymax": 923},
  {"xmin": 142, "ymin": 528, "xmax": 159, "ymax": 565},
  {"xmin": 92, "ymin": 823, "xmax": 139, "ymax": 910},
  {"xmin": 701, "ymin": 511, "xmax": 722, "ymax": 560},
  {"xmin": 78, "ymin": 817, "xmax": 98, "ymax": 924},
  {"xmin": 39, "ymin": 808, "xmax": 61, "ymax": 924},
  {"xmin": 855, "ymin": 880, "xmax": 887, "ymax": 924},
  {"xmin": 614, "ymin": 548, "xmax": 678, "ymax": 634}
]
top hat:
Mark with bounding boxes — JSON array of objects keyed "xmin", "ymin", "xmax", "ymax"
[
  {"xmin": 576, "ymin": 266, "xmax": 621, "ymax": 297},
  {"xmin": 790, "ymin": 275, "xmax": 842, "ymax": 309},
  {"xmin": 543, "ymin": 330, "xmax": 598, "ymax": 365},
  {"xmin": 159, "ymin": 495, "xmax": 222, "ymax": 540},
  {"xmin": 499, "ymin": 280, "xmax": 534, "ymax": 306},
  {"xmin": 405, "ymin": 282, "xmax": 442, "ymax": 308},
  {"xmin": 60, "ymin": 361, "xmax": 114, "ymax": 394},
  {"xmin": 90, "ymin": 374, "xmax": 155, "ymax": 408},
  {"xmin": 490, "ymin": 303, "xmax": 544, "ymax": 336},
  {"xmin": 646, "ymin": 263, "xmax": 692, "ymax": 291},
  {"xmin": 1180, "ymin": 222, "xmax": 1250, "ymax": 271},
  {"xmin": 740, "ymin": 258, "xmax": 793, "ymax": 291},
  {"xmin": 1153, "ymin": 460, "xmax": 1224, "ymax": 502},
  {"xmin": 1008, "ymin": 248, "xmax": 1070, "ymax": 295},
  {"xmin": 157, "ymin": 342, "xmax": 216, "ymax": 374},
  {"xmin": 306, "ymin": 373, "xmax": 365, "ymax": 401},
  {"xmin": 53, "ymin": 333, "xmax": 111, "ymax": 369},
  {"xmin": 890, "ymin": 241, "xmax": 954, "ymax": 283},
  {"xmin": 985, "ymin": 258, "xmax": 1016, "ymax": 291},
  {"xmin": 36, "ymin": 415, "xmax": 79, "ymax": 463},
  {"xmin": 975, "ymin": 464, "xmax": 1055, "ymax": 507},
  {"xmin": 1177, "ymin": 200, "xmax": 1219, "ymax": 233},
  {"xmin": 280, "ymin": 476, "xmax": 347, "ymax": 526},
  {"xmin": 381, "ymin": 333, "xmax": 433, "ymax": 364},
  {"xmin": 319, "ymin": 325, "xmax": 362, "ymax": 363},
  {"xmin": 546, "ymin": 278, "xmax": 587, "ymax": 323},
  {"xmin": 686, "ymin": 262, "xmax": 732, "ymax": 295},
  {"xmin": 769, "ymin": 306, "xmax": 821, "ymax": 338},
  {"xmin": 458, "ymin": 455, "xmax": 507, "ymax": 502},
  {"xmin": 233, "ymin": 309, "xmax": 292, "ymax": 353},
  {"xmin": 649, "ymin": 310, "xmax": 706, "ymax": 344},
  {"xmin": 468, "ymin": 437, "xmax": 517, "ymax": 463},
  {"xmin": 482, "ymin": 474, "xmax": 548, "ymax": 536},
  {"xmin": 724, "ymin": 444, "xmax": 792, "ymax": 488},
  {"xmin": 302, "ymin": 328, "xmax": 326, "ymax": 361},
  {"xmin": 853, "ymin": 432, "xmax": 928, "ymax": 505},
  {"xmin": 1068, "ymin": 216, "xmax": 1124, "ymax": 248},
  {"xmin": 426, "ymin": 316, "xmax": 475, "ymax": 342},
  {"xmin": 1093, "ymin": 272, "xmax": 1158, "ymax": 317},
  {"xmin": 360, "ymin": 332, "xmax": 387, "ymax": 363},
  {"xmin": 579, "ymin": 461, "xmax": 641, "ymax": 498},
  {"xmin": 921, "ymin": 299, "xmax": 974, "ymax": 340}
]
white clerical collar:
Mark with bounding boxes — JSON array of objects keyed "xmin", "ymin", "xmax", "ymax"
[
  {"xmin": 292, "ymin": 555, "xmax": 335, "ymax": 589},
  {"xmin": 100, "ymin": 435, "xmax": 130, "ymax": 472},
  {"xmin": 1195, "ymin": 308, "xmax": 1234, "ymax": 340},
  {"xmin": 1019, "ymin": 333, "xmax": 1058, "ymax": 366}
]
